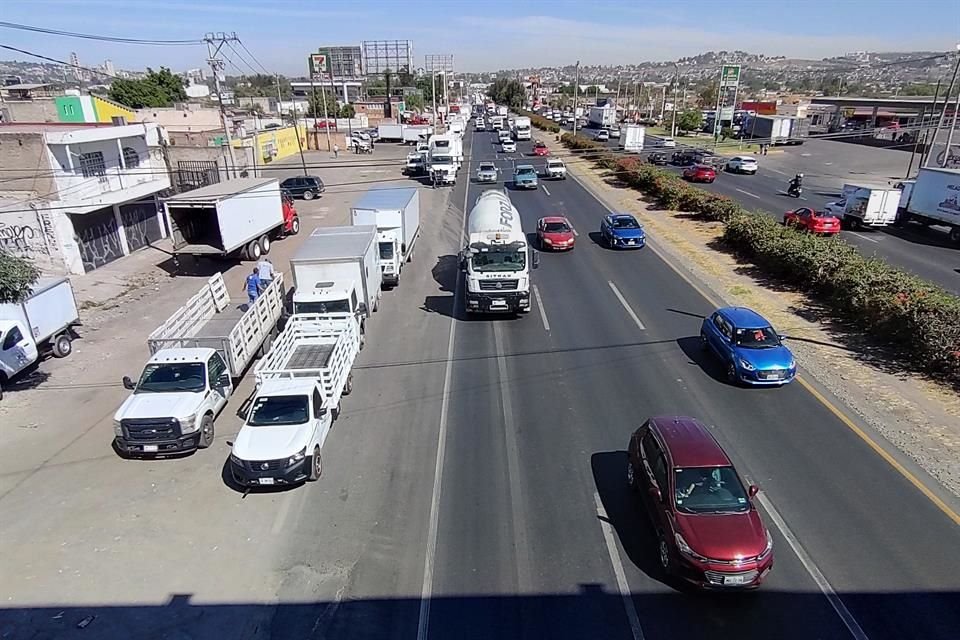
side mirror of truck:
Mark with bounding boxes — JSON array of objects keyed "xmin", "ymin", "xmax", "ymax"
[
  {"xmin": 532, "ymin": 250, "xmax": 540, "ymax": 269},
  {"xmin": 357, "ymin": 302, "xmax": 368, "ymax": 315},
  {"xmin": 122, "ymin": 376, "xmax": 135, "ymax": 390},
  {"xmin": 219, "ymin": 373, "xmax": 231, "ymax": 388}
]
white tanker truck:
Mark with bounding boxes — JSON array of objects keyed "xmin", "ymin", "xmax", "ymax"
[{"xmin": 458, "ymin": 190, "xmax": 538, "ymax": 314}]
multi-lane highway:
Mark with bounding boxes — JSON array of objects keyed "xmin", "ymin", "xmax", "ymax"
[
  {"xmin": 403, "ymin": 123, "xmax": 960, "ymax": 639},
  {"xmin": 581, "ymin": 127, "xmax": 960, "ymax": 294}
]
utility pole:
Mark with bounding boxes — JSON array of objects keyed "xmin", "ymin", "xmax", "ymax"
[
  {"xmin": 944, "ymin": 82, "xmax": 960, "ymax": 168},
  {"xmin": 431, "ymin": 71, "xmax": 438, "ymax": 131},
  {"xmin": 275, "ymin": 73, "xmax": 283, "ymax": 117},
  {"xmin": 205, "ymin": 32, "xmax": 240, "ymax": 178},
  {"xmin": 923, "ymin": 47, "xmax": 960, "ymax": 168},
  {"xmin": 659, "ymin": 85, "xmax": 666, "ymax": 121},
  {"xmin": 572, "ymin": 60, "xmax": 581, "ymax": 137},
  {"xmin": 919, "ymin": 80, "xmax": 942, "ymax": 168},
  {"xmin": 670, "ymin": 64, "xmax": 679, "ymax": 137},
  {"xmin": 615, "ymin": 72, "xmax": 622, "ymax": 119}
]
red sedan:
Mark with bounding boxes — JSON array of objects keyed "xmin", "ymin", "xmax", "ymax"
[
  {"xmin": 537, "ymin": 216, "xmax": 575, "ymax": 251},
  {"xmin": 783, "ymin": 207, "xmax": 841, "ymax": 236},
  {"xmin": 532, "ymin": 141, "xmax": 550, "ymax": 157},
  {"xmin": 683, "ymin": 164, "xmax": 716, "ymax": 183}
]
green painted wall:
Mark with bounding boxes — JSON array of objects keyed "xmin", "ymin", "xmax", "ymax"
[{"xmin": 56, "ymin": 96, "xmax": 85, "ymax": 123}]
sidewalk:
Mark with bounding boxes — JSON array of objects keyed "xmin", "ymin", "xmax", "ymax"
[{"xmin": 70, "ymin": 239, "xmax": 173, "ymax": 311}]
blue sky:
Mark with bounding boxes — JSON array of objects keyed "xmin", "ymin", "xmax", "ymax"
[{"xmin": 1, "ymin": 0, "xmax": 957, "ymax": 75}]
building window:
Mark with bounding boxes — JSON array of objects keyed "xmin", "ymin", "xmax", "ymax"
[
  {"xmin": 122, "ymin": 146, "xmax": 141, "ymax": 168},
  {"xmin": 64, "ymin": 104, "xmax": 75, "ymax": 116},
  {"xmin": 78, "ymin": 151, "xmax": 107, "ymax": 178}
]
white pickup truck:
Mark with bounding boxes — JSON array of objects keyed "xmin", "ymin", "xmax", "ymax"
[
  {"xmin": 113, "ymin": 273, "xmax": 284, "ymax": 457},
  {"xmin": 229, "ymin": 315, "xmax": 359, "ymax": 486},
  {"xmin": 542, "ymin": 159, "xmax": 567, "ymax": 180}
]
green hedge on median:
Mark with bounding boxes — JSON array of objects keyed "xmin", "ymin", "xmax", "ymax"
[
  {"xmin": 560, "ymin": 134, "xmax": 960, "ymax": 385},
  {"xmin": 517, "ymin": 109, "xmax": 560, "ymax": 134}
]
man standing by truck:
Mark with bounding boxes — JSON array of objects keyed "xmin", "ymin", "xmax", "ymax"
[
  {"xmin": 245, "ymin": 267, "xmax": 261, "ymax": 305},
  {"xmin": 257, "ymin": 257, "xmax": 274, "ymax": 292}
]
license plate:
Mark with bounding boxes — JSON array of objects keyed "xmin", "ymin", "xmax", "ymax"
[
  {"xmin": 491, "ymin": 299, "xmax": 507, "ymax": 308},
  {"xmin": 143, "ymin": 445, "xmax": 158, "ymax": 453},
  {"xmin": 724, "ymin": 575, "xmax": 746, "ymax": 586},
  {"xmin": 627, "ymin": 240, "xmax": 636, "ymax": 245},
  {"xmin": 763, "ymin": 372, "xmax": 780, "ymax": 380},
  {"xmin": 258, "ymin": 477, "xmax": 275, "ymax": 486}
]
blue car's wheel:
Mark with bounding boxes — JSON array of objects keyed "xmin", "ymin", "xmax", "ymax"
[
  {"xmin": 726, "ymin": 361, "xmax": 740, "ymax": 385},
  {"xmin": 699, "ymin": 332, "xmax": 708, "ymax": 351}
]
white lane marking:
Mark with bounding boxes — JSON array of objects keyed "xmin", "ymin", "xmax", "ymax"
[
  {"xmin": 848, "ymin": 231, "xmax": 880, "ymax": 244},
  {"xmin": 494, "ymin": 323, "xmax": 533, "ymax": 591},
  {"xmin": 532, "ymin": 284, "xmax": 550, "ymax": 331},
  {"xmin": 735, "ymin": 188, "xmax": 761, "ymax": 199},
  {"xmin": 608, "ymin": 281, "xmax": 646, "ymax": 330},
  {"xmin": 756, "ymin": 492, "xmax": 870, "ymax": 640},
  {"xmin": 541, "ymin": 184, "xmax": 551, "ymax": 196},
  {"xmin": 417, "ymin": 143, "xmax": 470, "ymax": 640},
  {"xmin": 594, "ymin": 491, "xmax": 646, "ymax": 640}
]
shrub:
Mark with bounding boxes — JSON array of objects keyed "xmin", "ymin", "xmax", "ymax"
[{"xmin": 516, "ymin": 109, "xmax": 560, "ymax": 134}]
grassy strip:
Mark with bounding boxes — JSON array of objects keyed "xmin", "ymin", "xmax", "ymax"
[{"xmin": 560, "ymin": 133, "xmax": 960, "ymax": 386}]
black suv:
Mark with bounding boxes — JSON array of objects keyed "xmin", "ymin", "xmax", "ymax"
[
  {"xmin": 647, "ymin": 152, "xmax": 668, "ymax": 165},
  {"xmin": 280, "ymin": 175, "xmax": 325, "ymax": 200}
]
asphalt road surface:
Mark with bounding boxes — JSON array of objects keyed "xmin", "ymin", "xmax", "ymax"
[
  {"xmin": 584, "ymin": 127, "xmax": 960, "ymax": 294},
  {"xmin": 1, "ymin": 126, "xmax": 958, "ymax": 640}
]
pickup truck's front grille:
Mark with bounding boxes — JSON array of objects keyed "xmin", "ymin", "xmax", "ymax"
[
  {"xmin": 244, "ymin": 458, "xmax": 286, "ymax": 472},
  {"xmin": 122, "ymin": 418, "xmax": 180, "ymax": 441},
  {"xmin": 479, "ymin": 279, "xmax": 519, "ymax": 291}
]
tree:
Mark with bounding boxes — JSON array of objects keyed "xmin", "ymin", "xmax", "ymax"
[
  {"xmin": 416, "ymin": 75, "xmax": 444, "ymax": 104},
  {"xmin": 232, "ymin": 74, "xmax": 292, "ymax": 99},
  {"xmin": 404, "ymin": 93, "xmax": 424, "ymax": 111},
  {"xmin": 338, "ymin": 103, "xmax": 356, "ymax": 119},
  {"xmin": 397, "ymin": 66, "xmax": 415, "ymax": 88},
  {"xmin": 108, "ymin": 67, "xmax": 187, "ymax": 108},
  {"xmin": 676, "ymin": 110, "xmax": 703, "ymax": 133},
  {"xmin": 698, "ymin": 81, "xmax": 718, "ymax": 107},
  {"xmin": 0, "ymin": 253, "xmax": 40, "ymax": 304},
  {"xmin": 306, "ymin": 89, "xmax": 338, "ymax": 118},
  {"xmin": 901, "ymin": 83, "xmax": 938, "ymax": 96},
  {"xmin": 487, "ymin": 78, "xmax": 526, "ymax": 108}
]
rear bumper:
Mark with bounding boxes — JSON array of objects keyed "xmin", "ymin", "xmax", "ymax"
[{"xmin": 465, "ymin": 291, "xmax": 530, "ymax": 313}]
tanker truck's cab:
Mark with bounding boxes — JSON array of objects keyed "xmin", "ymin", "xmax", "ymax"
[{"xmin": 460, "ymin": 190, "xmax": 538, "ymax": 315}]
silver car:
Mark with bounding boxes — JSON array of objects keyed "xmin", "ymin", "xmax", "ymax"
[{"xmin": 476, "ymin": 162, "xmax": 499, "ymax": 183}]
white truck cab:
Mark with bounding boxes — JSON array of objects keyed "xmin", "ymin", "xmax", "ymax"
[{"xmin": 114, "ymin": 347, "xmax": 232, "ymax": 455}]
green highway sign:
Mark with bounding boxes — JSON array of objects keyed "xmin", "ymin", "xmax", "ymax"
[{"xmin": 720, "ymin": 64, "xmax": 741, "ymax": 88}]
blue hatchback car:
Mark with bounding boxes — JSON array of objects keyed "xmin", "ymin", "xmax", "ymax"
[
  {"xmin": 600, "ymin": 213, "xmax": 646, "ymax": 249},
  {"xmin": 700, "ymin": 307, "xmax": 796, "ymax": 386}
]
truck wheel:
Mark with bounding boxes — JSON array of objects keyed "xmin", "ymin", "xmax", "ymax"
[
  {"xmin": 259, "ymin": 234, "xmax": 271, "ymax": 255},
  {"xmin": 290, "ymin": 217, "xmax": 301, "ymax": 235},
  {"xmin": 950, "ymin": 227, "xmax": 960, "ymax": 244},
  {"xmin": 303, "ymin": 190, "xmax": 315, "ymax": 201},
  {"xmin": 247, "ymin": 239, "xmax": 262, "ymax": 261},
  {"xmin": 308, "ymin": 446, "xmax": 322, "ymax": 481},
  {"xmin": 344, "ymin": 372, "xmax": 353, "ymax": 396},
  {"xmin": 52, "ymin": 334, "xmax": 73, "ymax": 358},
  {"xmin": 197, "ymin": 414, "xmax": 215, "ymax": 449}
]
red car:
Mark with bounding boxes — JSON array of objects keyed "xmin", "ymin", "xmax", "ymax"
[
  {"xmin": 682, "ymin": 165, "xmax": 716, "ymax": 183},
  {"xmin": 536, "ymin": 216, "xmax": 575, "ymax": 251},
  {"xmin": 532, "ymin": 141, "xmax": 550, "ymax": 157},
  {"xmin": 783, "ymin": 207, "xmax": 840, "ymax": 236},
  {"xmin": 627, "ymin": 416, "xmax": 773, "ymax": 589}
]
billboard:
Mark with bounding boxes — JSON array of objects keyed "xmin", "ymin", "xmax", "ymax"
[
  {"xmin": 720, "ymin": 65, "xmax": 741, "ymax": 88},
  {"xmin": 362, "ymin": 40, "xmax": 414, "ymax": 76},
  {"xmin": 741, "ymin": 100, "xmax": 777, "ymax": 115},
  {"xmin": 309, "ymin": 53, "xmax": 328, "ymax": 76}
]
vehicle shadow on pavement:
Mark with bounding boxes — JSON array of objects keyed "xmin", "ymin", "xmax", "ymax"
[
  {"xmin": 675, "ymin": 336, "xmax": 734, "ymax": 386},
  {"xmin": 421, "ymin": 254, "xmax": 459, "ymax": 320},
  {"xmin": 156, "ymin": 254, "xmax": 239, "ymax": 278}
]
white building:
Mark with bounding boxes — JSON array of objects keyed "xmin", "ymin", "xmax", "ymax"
[{"xmin": 0, "ymin": 122, "xmax": 171, "ymax": 275}]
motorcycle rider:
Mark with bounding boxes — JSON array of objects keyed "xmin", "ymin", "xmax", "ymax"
[{"xmin": 788, "ymin": 173, "xmax": 803, "ymax": 195}]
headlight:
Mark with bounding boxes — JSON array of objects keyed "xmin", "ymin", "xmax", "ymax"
[
  {"xmin": 738, "ymin": 358, "xmax": 756, "ymax": 371},
  {"xmin": 675, "ymin": 533, "xmax": 709, "ymax": 562},
  {"xmin": 787, "ymin": 359, "xmax": 796, "ymax": 369},
  {"xmin": 758, "ymin": 529, "xmax": 774, "ymax": 560},
  {"xmin": 287, "ymin": 447, "xmax": 307, "ymax": 467},
  {"xmin": 543, "ymin": 237, "xmax": 553, "ymax": 245},
  {"xmin": 230, "ymin": 453, "xmax": 243, "ymax": 466},
  {"xmin": 179, "ymin": 413, "xmax": 199, "ymax": 433},
  {"xmin": 113, "ymin": 419, "xmax": 123, "ymax": 437}
]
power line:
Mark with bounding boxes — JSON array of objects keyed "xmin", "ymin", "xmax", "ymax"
[
  {"xmin": 0, "ymin": 43, "xmax": 119, "ymax": 80},
  {"xmin": 224, "ymin": 40, "xmax": 262, "ymax": 77},
  {"xmin": 237, "ymin": 39, "xmax": 272, "ymax": 76},
  {"xmin": 0, "ymin": 20, "xmax": 202, "ymax": 45}
]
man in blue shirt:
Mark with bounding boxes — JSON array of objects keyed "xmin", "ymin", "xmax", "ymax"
[{"xmin": 245, "ymin": 267, "xmax": 261, "ymax": 305}]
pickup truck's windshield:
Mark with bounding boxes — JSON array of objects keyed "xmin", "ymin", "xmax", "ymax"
[
  {"xmin": 247, "ymin": 395, "xmax": 309, "ymax": 426},
  {"xmin": 472, "ymin": 249, "xmax": 526, "ymax": 273},
  {"xmin": 136, "ymin": 363, "xmax": 205, "ymax": 393},
  {"xmin": 380, "ymin": 242, "xmax": 395, "ymax": 260},
  {"xmin": 295, "ymin": 300, "xmax": 351, "ymax": 314},
  {"xmin": 516, "ymin": 168, "xmax": 536, "ymax": 177}
]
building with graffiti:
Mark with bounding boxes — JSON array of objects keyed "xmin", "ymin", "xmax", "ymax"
[{"xmin": 0, "ymin": 122, "xmax": 171, "ymax": 275}]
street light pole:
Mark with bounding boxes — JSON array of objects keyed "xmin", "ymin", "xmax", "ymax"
[
  {"xmin": 572, "ymin": 60, "xmax": 581, "ymax": 137},
  {"xmin": 923, "ymin": 47, "xmax": 960, "ymax": 168},
  {"xmin": 670, "ymin": 63, "xmax": 679, "ymax": 137}
]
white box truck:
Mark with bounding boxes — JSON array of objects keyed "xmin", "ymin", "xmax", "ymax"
[
  {"xmin": 620, "ymin": 124, "xmax": 645, "ymax": 152},
  {"xmin": 428, "ymin": 134, "xmax": 459, "ymax": 187},
  {"xmin": 229, "ymin": 315, "xmax": 360, "ymax": 486},
  {"xmin": 113, "ymin": 273, "xmax": 285, "ymax": 456},
  {"xmin": 0, "ymin": 278, "xmax": 80, "ymax": 400},
  {"xmin": 589, "ymin": 106, "xmax": 617, "ymax": 128},
  {"xmin": 513, "ymin": 116, "xmax": 532, "ymax": 141},
  {"xmin": 403, "ymin": 125, "xmax": 433, "ymax": 144},
  {"xmin": 459, "ymin": 190, "xmax": 538, "ymax": 315},
  {"xmin": 377, "ymin": 123, "xmax": 405, "ymax": 142},
  {"xmin": 164, "ymin": 178, "xmax": 298, "ymax": 263},
  {"xmin": 351, "ymin": 188, "xmax": 421, "ymax": 287},
  {"xmin": 897, "ymin": 167, "xmax": 960, "ymax": 243},
  {"xmin": 288, "ymin": 226, "xmax": 382, "ymax": 347},
  {"xmin": 824, "ymin": 183, "xmax": 901, "ymax": 230}
]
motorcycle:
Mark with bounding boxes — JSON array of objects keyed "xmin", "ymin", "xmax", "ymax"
[{"xmin": 787, "ymin": 182, "xmax": 802, "ymax": 198}]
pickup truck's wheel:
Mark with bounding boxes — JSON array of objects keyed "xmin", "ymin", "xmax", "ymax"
[
  {"xmin": 197, "ymin": 414, "xmax": 214, "ymax": 449},
  {"xmin": 52, "ymin": 334, "xmax": 73, "ymax": 358},
  {"xmin": 308, "ymin": 446, "xmax": 322, "ymax": 481},
  {"xmin": 290, "ymin": 216, "xmax": 301, "ymax": 235},
  {"xmin": 303, "ymin": 189, "xmax": 315, "ymax": 201},
  {"xmin": 343, "ymin": 372, "xmax": 353, "ymax": 396},
  {"xmin": 247, "ymin": 239, "xmax": 262, "ymax": 260},
  {"xmin": 259, "ymin": 234, "xmax": 271, "ymax": 255}
]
